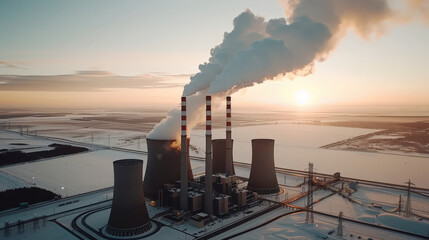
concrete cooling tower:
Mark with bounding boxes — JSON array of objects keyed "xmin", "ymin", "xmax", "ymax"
[
  {"xmin": 106, "ymin": 159, "xmax": 152, "ymax": 236},
  {"xmin": 212, "ymin": 139, "xmax": 235, "ymax": 174},
  {"xmin": 247, "ymin": 139, "xmax": 280, "ymax": 194},
  {"xmin": 143, "ymin": 139, "xmax": 193, "ymax": 200}
]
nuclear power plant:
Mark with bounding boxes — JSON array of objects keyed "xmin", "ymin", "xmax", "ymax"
[{"xmin": 106, "ymin": 95, "xmax": 282, "ymax": 234}]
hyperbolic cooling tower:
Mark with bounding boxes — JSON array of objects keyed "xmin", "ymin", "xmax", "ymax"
[
  {"xmin": 143, "ymin": 138, "xmax": 193, "ymax": 200},
  {"xmin": 106, "ymin": 159, "xmax": 152, "ymax": 236},
  {"xmin": 212, "ymin": 139, "xmax": 235, "ymax": 174},
  {"xmin": 247, "ymin": 139, "xmax": 280, "ymax": 194}
]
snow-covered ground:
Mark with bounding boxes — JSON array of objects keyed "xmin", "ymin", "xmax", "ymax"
[
  {"xmin": 227, "ymin": 211, "xmax": 425, "ymax": 240},
  {"xmin": 190, "ymin": 124, "xmax": 429, "ymax": 188},
  {"xmin": 1, "ymin": 220, "xmax": 79, "ymax": 240},
  {"xmin": 0, "ymin": 147, "xmax": 206, "ymax": 196},
  {"xmin": 1, "ymin": 150, "xmax": 137, "ymax": 196},
  {"xmin": 0, "ymin": 172, "xmax": 30, "ymax": 191},
  {"xmin": 4, "ymin": 120, "xmax": 429, "ymax": 188}
]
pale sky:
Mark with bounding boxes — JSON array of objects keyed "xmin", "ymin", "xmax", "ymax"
[{"xmin": 0, "ymin": 0, "xmax": 428, "ymax": 109}]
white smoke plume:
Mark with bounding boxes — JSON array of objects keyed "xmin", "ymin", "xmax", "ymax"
[
  {"xmin": 147, "ymin": 0, "xmax": 427, "ymax": 141},
  {"xmin": 146, "ymin": 90, "xmax": 229, "ymax": 141}
]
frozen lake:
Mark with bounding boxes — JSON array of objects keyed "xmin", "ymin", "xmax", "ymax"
[
  {"xmin": 1, "ymin": 122, "xmax": 428, "ymax": 195},
  {"xmin": 189, "ymin": 123, "xmax": 429, "ymax": 188}
]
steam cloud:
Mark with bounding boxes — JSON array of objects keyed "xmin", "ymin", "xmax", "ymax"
[{"xmin": 147, "ymin": 0, "xmax": 427, "ymax": 141}]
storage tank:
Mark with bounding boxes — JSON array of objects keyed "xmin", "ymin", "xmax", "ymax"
[
  {"xmin": 247, "ymin": 139, "xmax": 280, "ymax": 194},
  {"xmin": 143, "ymin": 139, "xmax": 193, "ymax": 200},
  {"xmin": 106, "ymin": 159, "xmax": 152, "ymax": 236}
]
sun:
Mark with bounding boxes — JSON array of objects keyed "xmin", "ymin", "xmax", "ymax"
[{"xmin": 295, "ymin": 90, "xmax": 311, "ymax": 105}]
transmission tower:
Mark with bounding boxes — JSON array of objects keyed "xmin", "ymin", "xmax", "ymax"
[
  {"xmin": 404, "ymin": 179, "xmax": 414, "ymax": 218},
  {"xmin": 337, "ymin": 211, "xmax": 343, "ymax": 237},
  {"xmin": 305, "ymin": 162, "xmax": 314, "ymax": 224}
]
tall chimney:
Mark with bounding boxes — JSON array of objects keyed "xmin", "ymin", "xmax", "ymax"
[
  {"xmin": 204, "ymin": 96, "xmax": 213, "ymax": 214},
  {"xmin": 106, "ymin": 159, "xmax": 152, "ymax": 236},
  {"xmin": 247, "ymin": 139, "xmax": 280, "ymax": 194},
  {"xmin": 180, "ymin": 97, "xmax": 188, "ymax": 211},
  {"xmin": 225, "ymin": 96, "xmax": 233, "ymax": 174}
]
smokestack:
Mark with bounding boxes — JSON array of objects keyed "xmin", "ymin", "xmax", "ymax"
[
  {"xmin": 106, "ymin": 159, "xmax": 152, "ymax": 236},
  {"xmin": 212, "ymin": 139, "xmax": 235, "ymax": 174},
  {"xmin": 143, "ymin": 139, "xmax": 193, "ymax": 200},
  {"xmin": 247, "ymin": 139, "xmax": 280, "ymax": 194},
  {"xmin": 180, "ymin": 97, "xmax": 188, "ymax": 211},
  {"xmin": 204, "ymin": 96, "xmax": 213, "ymax": 214},
  {"xmin": 225, "ymin": 96, "xmax": 233, "ymax": 174}
]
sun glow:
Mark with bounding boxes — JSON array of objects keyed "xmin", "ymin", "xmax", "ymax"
[{"xmin": 295, "ymin": 90, "xmax": 311, "ymax": 105}]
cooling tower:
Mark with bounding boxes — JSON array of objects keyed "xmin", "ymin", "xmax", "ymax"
[
  {"xmin": 106, "ymin": 159, "xmax": 152, "ymax": 236},
  {"xmin": 247, "ymin": 139, "xmax": 280, "ymax": 194},
  {"xmin": 212, "ymin": 139, "xmax": 235, "ymax": 174},
  {"xmin": 143, "ymin": 139, "xmax": 193, "ymax": 200}
]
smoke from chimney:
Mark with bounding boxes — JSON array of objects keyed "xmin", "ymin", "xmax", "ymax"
[{"xmin": 148, "ymin": 0, "xmax": 426, "ymax": 141}]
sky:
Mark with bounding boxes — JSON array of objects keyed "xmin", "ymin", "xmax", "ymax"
[{"xmin": 0, "ymin": 0, "xmax": 428, "ymax": 109}]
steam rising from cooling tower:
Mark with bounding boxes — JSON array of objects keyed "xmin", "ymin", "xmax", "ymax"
[{"xmin": 148, "ymin": 0, "xmax": 427, "ymax": 140}]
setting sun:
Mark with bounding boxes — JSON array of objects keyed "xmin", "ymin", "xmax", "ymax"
[{"xmin": 295, "ymin": 89, "xmax": 311, "ymax": 105}]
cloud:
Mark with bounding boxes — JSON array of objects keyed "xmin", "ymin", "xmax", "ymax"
[
  {"xmin": 0, "ymin": 61, "xmax": 25, "ymax": 69},
  {"xmin": 0, "ymin": 71, "xmax": 189, "ymax": 92}
]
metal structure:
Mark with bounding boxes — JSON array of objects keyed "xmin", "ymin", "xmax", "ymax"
[
  {"xmin": 225, "ymin": 96, "xmax": 233, "ymax": 174},
  {"xmin": 180, "ymin": 96, "xmax": 188, "ymax": 211},
  {"xmin": 212, "ymin": 139, "xmax": 235, "ymax": 174},
  {"xmin": 247, "ymin": 139, "xmax": 280, "ymax": 194},
  {"xmin": 143, "ymin": 139, "xmax": 192, "ymax": 200},
  {"xmin": 204, "ymin": 96, "xmax": 213, "ymax": 214},
  {"xmin": 398, "ymin": 195, "xmax": 402, "ymax": 215},
  {"xmin": 337, "ymin": 211, "xmax": 343, "ymax": 237},
  {"xmin": 404, "ymin": 179, "xmax": 414, "ymax": 218},
  {"xmin": 106, "ymin": 159, "xmax": 152, "ymax": 236},
  {"xmin": 305, "ymin": 162, "xmax": 314, "ymax": 224}
]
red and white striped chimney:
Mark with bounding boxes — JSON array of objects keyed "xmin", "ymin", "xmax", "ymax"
[
  {"xmin": 204, "ymin": 96, "xmax": 213, "ymax": 214},
  {"xmin": 180, "ymin": 97, "xmax": 188, "ymax": 211},
  {"xmin": 225, "ymin": 96, "xmax": 233, "ymax": 174}
]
